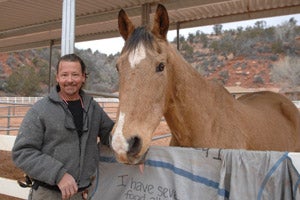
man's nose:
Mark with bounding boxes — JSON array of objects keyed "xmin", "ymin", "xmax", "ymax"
[{"xmin": 66, "ymin": 75, "xmax": 73, "ymax": 81}]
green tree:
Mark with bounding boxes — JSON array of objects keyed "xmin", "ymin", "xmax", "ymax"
[
  {"xmin": 32, "ymin": 57, "xmax": 50, "ymax": 84},
  {"xmin": 199, "ymin": 32, "xmax": 208, "ymax": 48},
  {"xmin": 5, "ymin": 65, "xmax": 41, "ymax": 96},
  {"xmin": 213, "ymin": 24, "xmax": 223, "ymax": 35},
  {"xmin": 254, "ymin": 20, "xmax": 266, "ymax": 29},
  {"xmin": 181, "ymin": 41, "xmax": 194, "ymax": 60},
  {"xmin": 187, "ymin": 33, "xmax": 195, "ymax": 43}
]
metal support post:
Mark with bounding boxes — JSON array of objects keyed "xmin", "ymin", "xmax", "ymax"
[{"xmin": 61, "ymin": 0, "xmax": 76, "ymax": 56}]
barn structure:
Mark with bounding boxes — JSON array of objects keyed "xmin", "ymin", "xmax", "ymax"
[{"xmin": 1, "ymin": 0, "xmax": 300, "ymax": 53}]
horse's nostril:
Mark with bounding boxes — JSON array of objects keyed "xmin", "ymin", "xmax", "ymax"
[
  {"xmin": 109, "ymin": 134, "xmax": 112, "ymax": 146},
  {"xmin": 127, "ymin": 136, "xmax": 142, "ymax": 156}
]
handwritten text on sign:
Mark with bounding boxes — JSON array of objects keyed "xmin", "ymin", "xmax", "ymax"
[{"xmin": 118, "ymin": 175, "xmax": 179, "ymax": 200}]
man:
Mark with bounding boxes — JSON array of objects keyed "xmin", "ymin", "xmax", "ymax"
[{"xmin": 12, "ymin": 54, "xmax": 114, "ymax": 200}]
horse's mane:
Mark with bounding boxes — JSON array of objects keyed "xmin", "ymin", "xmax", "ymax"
[{"xmin": 122, "ymin": 26, "xmax": 154, "ymax": 53}]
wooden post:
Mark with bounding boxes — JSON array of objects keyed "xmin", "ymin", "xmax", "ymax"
[{"xmin": 176, "ymin": 22, "xmax": 180, "ymax": 50}]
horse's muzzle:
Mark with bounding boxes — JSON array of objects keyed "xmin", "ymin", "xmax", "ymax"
[{"xmin": 124, "ymin": 136, "xmax": 148, "ymax": 164}]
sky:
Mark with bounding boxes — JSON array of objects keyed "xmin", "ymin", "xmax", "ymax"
[{"xmin": 75, "ymin": 13, "xmax": 300, "ymax": 55}]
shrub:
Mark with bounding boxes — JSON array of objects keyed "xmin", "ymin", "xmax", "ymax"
[
  {"xmin": 253, "ymin": 75, "xmax": 264, "ymax": 84},
  {"xmin": 4, "ymin": 65, "xmax": 41, "ymax": 96},
  {"xmin": 271, "ymin": 56, "xmax": 300, "ymax": 89},
  {"xmin": 219, "ymin": 70, "xmax": 229, "ymax": 84}
]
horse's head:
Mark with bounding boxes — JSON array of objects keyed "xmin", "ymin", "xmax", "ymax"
[{"xmin": 110, "ymin": 4, "xmax": 170, "ymax": 164}]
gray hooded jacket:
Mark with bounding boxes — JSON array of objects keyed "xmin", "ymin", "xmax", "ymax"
[{"xmin": 12, "ymin": 87, "xmax": 114, "ymax": 188}]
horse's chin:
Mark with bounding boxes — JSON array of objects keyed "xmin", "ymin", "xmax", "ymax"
[{"xmin": 115, "ymin": 149, "xmax": 149, "ymax": 165}]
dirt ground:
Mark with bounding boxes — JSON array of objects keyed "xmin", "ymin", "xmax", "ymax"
[{"xmin": 0, "ymin": 120, "xmax": 170, "ymax": 200}]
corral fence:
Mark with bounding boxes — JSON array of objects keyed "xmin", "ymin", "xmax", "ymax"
[
  {"xmin": 0, "ymin": 104, "xmax": 32, "ymax": 135},
  {"xmin": 0, "ymin": 97, "xmax": 119, "ymax": 136},
  {"xmin": 1, "ymin": 96, "xmax": 299, "ymax": 136},
  {"xmin": 0, "ymin": 96, "xmax": 299, "ymax": 199}
]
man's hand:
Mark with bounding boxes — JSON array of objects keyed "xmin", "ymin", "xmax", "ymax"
[{"xmin": 58, "ymin": 173, "xmax": 78, "ymax": 200}]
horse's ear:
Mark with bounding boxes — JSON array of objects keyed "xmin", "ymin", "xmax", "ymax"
[
  {"xmin": 152, "ymin": 4, "xmax": 169, "ymax": 40},
  {"xmin": 118, "ymin": 9, "xmax": 135, "ymax": 41}
]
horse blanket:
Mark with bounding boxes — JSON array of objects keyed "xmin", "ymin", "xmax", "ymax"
[{"xmin": 91, "ymin": 145, "xmax": 300, "ymax": 200}]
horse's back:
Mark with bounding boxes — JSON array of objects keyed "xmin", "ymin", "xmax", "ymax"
[
  {"xmin": 237, "ymin": 91, "xmax": 300, "ymax": 150},
  {"xmin": 238, "ymin": 91, "xmax": 299, "ymax": 121}
]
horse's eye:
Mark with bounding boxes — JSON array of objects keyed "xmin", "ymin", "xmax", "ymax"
[
  {"xmin": 156, "ymin": 63, "xmax": 165, "ymax": 72},
  {"xmin": 116, "ymin": 64, "xmax": 119, "ymax": 72}
]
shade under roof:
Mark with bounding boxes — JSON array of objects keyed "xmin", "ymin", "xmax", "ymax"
[{"xmin": 0, "ymin": 0, "xmax": 300, "ymax": 53}]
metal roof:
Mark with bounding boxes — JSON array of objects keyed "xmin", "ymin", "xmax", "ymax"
[{"xmin": 1, "ymin": 0, "xmax": 300, "ymax": 53}]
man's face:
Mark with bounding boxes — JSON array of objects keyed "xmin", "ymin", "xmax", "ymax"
[{"xmin": 56, "ymin": 61, "xmax": 85, "ymax": 98}]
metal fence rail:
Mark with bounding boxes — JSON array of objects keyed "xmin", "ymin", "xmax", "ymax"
[
  {"xmin": 0, "ymin": 97, "xmax": 43, "ymax": 104},
  {"xmin": 0, "ymin": 97, "xmax": 299, "ymax": 136},
  {"xmin": 0, "ymin": 96, "xmax": 119, "ymax": 104},
  {"xmin": 0, "ymin": 104, "xmax": 33, "ymax": 135},
  {"xmin": 0, "ymin": 97, "xmax": 119, "ymax": 135}
]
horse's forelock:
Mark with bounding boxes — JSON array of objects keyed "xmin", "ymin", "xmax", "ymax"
[{"xmin": 123, "ymin": 27, "xmax": 154, "ymax": 54}]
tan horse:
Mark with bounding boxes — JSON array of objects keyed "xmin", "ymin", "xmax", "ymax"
[{"xmin": 110, "ymin": 4, "xmax": 300, "ymax": 164}]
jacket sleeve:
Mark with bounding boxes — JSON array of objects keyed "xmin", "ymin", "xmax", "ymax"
[
  {"xmin": 98, "ymin": 106, "xmax": 114, "ymax": 146},
  {"xmin": 11, "ymin": 108, "xmax": 67, "ymax": 185}
]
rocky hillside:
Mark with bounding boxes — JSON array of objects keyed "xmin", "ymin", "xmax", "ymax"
[
  {"xmin": 0, "ymin": 48, "xmax": 119, "ymax": 96},
  {"xmin": 0, "ymin": 18, "xmax": 299, "ymax": 96},
  {"xmin": 177, "ymin": 19, "xmax": 300, "ymax": 90}
]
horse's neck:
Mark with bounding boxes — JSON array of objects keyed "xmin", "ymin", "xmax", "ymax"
[
  {"xmin": 166, "ymin": 48, "xmax": 230, "ymax": 110},
  {"xmin": 164, "ymin": 47, "xmax": 235, "ymax": 144}
]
